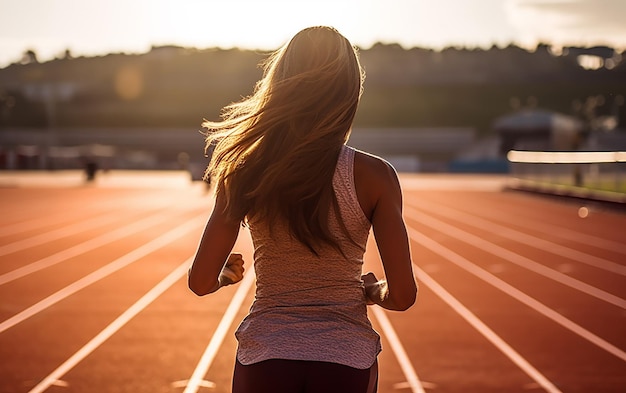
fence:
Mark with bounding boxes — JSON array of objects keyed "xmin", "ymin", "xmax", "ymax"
[{"xmin": 507, "ymin": 150, "xmax": 626, "ymax": 202}]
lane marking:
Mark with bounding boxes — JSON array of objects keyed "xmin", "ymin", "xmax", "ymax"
[
  {"xmin": 371, "ymin": 307, "xmax": 425, "ymax": 393},
  {"xmin": 0, "ymin": 212, "xmax": 119, "ymax": 257},
  {"xmin": 409, "ymin": 200, "xmax": 626, "ymax": 276},
  {"xmin": 0, "ymin": 209, "xmax": 110, "ymax": 238},
  {"xmin": 0, "ymin": 217, "xmax": 204, "ymax": 333},
  {"xmin": 411, "ymin": 264, "xmax": 562, "ymax": 393},
  {"xmin": 0, "ymin": 193, "xmax": 176, "ymax": 237},
  {"xmin": 0, "ymin": 213, "xmax": 183, "ymax": 285},
  {"xmin": 0, "ymin": 209, "xmax": 197, "ymax": 286},
  {"xmin": 172, "ymin": 379, "xmax": 216, "ymax": 389},
  {"xmin": 28, "ymin": 258, "xmax": 192, "ymax": 393},
  {"xmin": 428, "ymin": 197, "xmax": 626, "ymax": 257},
  {"xmin": 405, "ymin": 207, "xmax": 626, "ymax": 309},
  {"xmin": 405, "ymin": 223, "xmax": 626, "ymax": 362},
  {"xmin": 184, "ymin": 266, "xmax": 255, "ymax": 393}
]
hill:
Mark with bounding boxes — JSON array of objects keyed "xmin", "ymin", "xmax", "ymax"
[{"xmin": 1, "ymin": 43, "xmax": 625, "ymax": 135}]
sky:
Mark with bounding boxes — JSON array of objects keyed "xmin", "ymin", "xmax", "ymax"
[{"xmin": 1, "ymin": 0, "xmax": 626, "ymax": 67}]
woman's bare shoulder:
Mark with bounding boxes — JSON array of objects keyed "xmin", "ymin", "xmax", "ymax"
[
  {"xmin": 353, "ymin": 149, "xmax": 398, "ymax": 182},
  {"xmin": 352, "ymin": 148, "xmax": 400, "ymax": 219}
]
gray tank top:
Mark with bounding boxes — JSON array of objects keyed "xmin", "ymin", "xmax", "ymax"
[{"xmin": 235, "ymin": 145, "xmax": 381, "ymax": 369}]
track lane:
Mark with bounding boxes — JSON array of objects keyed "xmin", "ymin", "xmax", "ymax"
[
  {"xmin": 425, "ymin": 193, "xmax": 626, "ymax": 258},
  {"xmin": 363, "ymin": 233, "xmax": 547, "ymax": 393},
  {"xmin": 28, "ymin": 259, "xmax": 193, "ymax": 393},
  {"xmin": 405, "ymin": 205, "xmax": 626, "ymax": 309},
  {"xmin": 1, "ymin": 173, "xmax": 625, "ymax": 392}
]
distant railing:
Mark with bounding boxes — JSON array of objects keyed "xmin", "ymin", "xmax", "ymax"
[{"xmin": 507, "ymin": 150, "xmax": 626, "ymax": 201}]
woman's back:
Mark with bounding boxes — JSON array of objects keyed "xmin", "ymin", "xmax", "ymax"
[{"xmin": 236, "ymin": 145, "xmax": 381, "ymax": 369}]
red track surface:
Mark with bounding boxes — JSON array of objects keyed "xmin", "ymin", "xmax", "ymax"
[{"xmin": 1, "ymin": 171, "xmax": 624, "ymax": 393}]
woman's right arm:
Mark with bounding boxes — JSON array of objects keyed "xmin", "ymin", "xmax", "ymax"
[
  {"xmin": 356, "ymin": 152, "xmax": 417, "ymax": 311},
  {"xmin": 188, "ymin": 193, "xmax": 244, "ymax": 296}
]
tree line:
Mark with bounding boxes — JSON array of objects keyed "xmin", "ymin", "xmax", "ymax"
[{"xmin": 0, "ymin": 43, "xmax": 624, "ymax": 135}]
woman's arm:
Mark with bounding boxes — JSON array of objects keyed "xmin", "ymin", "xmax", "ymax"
[
  {"xmin": 355, "ymin": 152, "xmax": 417, "ymax": 311},
  {"xmin": 188, "ymin": 193, "xmax": 244, "ymax": 296}
]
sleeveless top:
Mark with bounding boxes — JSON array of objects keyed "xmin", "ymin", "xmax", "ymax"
[{"xmin": 234, "ymin": 145, "xmax": 381, "ymax": 369}]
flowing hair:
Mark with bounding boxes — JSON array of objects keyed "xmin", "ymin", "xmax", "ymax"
[{"xmin": 202, "ymin": 26, "xmax": 365, "ymax": 254}]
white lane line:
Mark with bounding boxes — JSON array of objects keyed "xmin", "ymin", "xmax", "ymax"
[
  {"xmin": 406, "ymin": 224, "xmax": 626, "ymax": 362},
  {"xmin": 0, "ymin": 213, "xmax": 120, "ymax": 257},
  {"xmin": 0, "ymin": 210, "xmax": 98, "ymax": 238},
  {"xmin": 0, "ymin": 209, "xmax": 192, "ymax": 286},
  {"xmin": 411, "ymin": 264, "xmax": 562, "ymax": 393},
  {"xmin": 409, "ymin": 200, "xmax": 626, "ymax": 276},
  {"xmin": 0, "ymin": 217, "xmax": 204, "ymax": 334},
  {"xmin": 0, "ymin": 194, "xmax": 166, "ymax": 237},
  {"xmin": 28, "ymin": 258, "xmax": 192, "ymax": 393},
  {"xmin": 184, "ymin": 266, "xmax": 255, "ymax": 393},
  {"xmin": 0, "ymin": 202, "xmax": 93, "ymax": 236},
  {"xmin": 436, "ymin": 199, "xmax": 626, "ymax": 257},
  {"xmin": 405, "ymin": 207, "xmax": 626, "ymax": 309},
  {"xmin": 0, "ymin": 218, "xmax": 41, "ymax": 237},
  {"xmin": 370, "ymin": 307, "xmax": 425, "ymax": 393}
]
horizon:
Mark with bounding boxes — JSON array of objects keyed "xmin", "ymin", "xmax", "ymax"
[
  {"xmin": 5, "ymin": 39, "xmax": 625, "ymax": 72},
  {"xmin": 2, "ymin": 0, "xmax": 626, "ymax": 67}
]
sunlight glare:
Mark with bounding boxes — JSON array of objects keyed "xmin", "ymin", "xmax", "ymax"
[
  {"xmin": 114, "ymin": 65, "xmax": 144, "ymax": 100},
  {"xmin": 505, "ymin": 0, "xmax": 579, "ymax": 49},
  {"xmin": 146, "ymin": 0, "xmax": 364, "ymax": 50}
]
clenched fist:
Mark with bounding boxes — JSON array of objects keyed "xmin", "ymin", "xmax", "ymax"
[
  {"xmin": 219, "ymin": 253, "xmax": 245, "ymax": 285},
  {"xmin": 361, "ymin": 272, "xmax": 388, "ymax": 305}
]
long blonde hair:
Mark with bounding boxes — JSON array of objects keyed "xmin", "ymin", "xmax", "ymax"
[{"xmin": 203, "ymin": 26, "xmax": 365, "ymax": 254}]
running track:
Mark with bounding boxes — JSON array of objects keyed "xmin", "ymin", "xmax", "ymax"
[{"xmin": 0, "ymin": 171, "xmax": 624, "ymax": 393}]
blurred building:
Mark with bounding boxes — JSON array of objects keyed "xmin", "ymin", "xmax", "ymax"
[
  {"xmin": 0, "ymin": 127, "xmax": 476, "ymax": 173},
  {"xmin": 495, "ymin": 109, "xmax": 585, "ymax": 153}
]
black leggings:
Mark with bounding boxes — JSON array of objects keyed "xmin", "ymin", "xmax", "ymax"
[{"xmin": 232, "ymin": 358, "xmax": 378, "ymax": 393}]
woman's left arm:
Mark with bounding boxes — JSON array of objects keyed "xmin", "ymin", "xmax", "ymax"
[{"xmin": 188, "ymin": 193, "xmax": 243, "ymax": 296}]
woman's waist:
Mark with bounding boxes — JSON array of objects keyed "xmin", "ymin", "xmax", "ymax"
[
  {"xmin": 245, "ymin": 298, "xmax": 370, "ymax": 327},
  {"xmin": 254, "ymin": 281, "xmax": 365, "ymax": 305}
]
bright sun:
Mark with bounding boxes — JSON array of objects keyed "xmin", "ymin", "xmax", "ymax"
[{"xmin": 146, "ymin": 1, "xmax": 366, "ymax": 51}]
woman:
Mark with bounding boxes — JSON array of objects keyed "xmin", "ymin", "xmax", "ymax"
[{"xmin": 188, "ymin": 26, "xmax": 417, "ymax": 393}]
